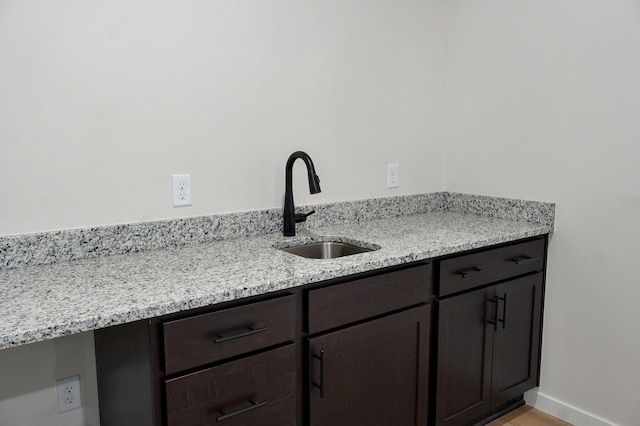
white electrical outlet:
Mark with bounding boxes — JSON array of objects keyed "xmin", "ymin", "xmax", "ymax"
[
  {"xmin": 57, "ymin": 375, "xmax": 82, "ymax": 413},
  {"xmin": 172, "ymin": 174, "xmax": 192, "ymax": 207},
  {"xmin": 387, "ymin": 163, "xmax": 399, "ymax": 188}
]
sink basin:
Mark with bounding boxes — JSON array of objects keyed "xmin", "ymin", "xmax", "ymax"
[{"xmin": 279, "ymin": 241, "xmax": 374, "ymax": 259}]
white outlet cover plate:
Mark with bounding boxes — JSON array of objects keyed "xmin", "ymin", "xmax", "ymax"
[
  {"xmin": 172, "ymin": 174, "xmax": 192, "ymax": 207},
  {"xmin": 57, "ymin": 375, "xmax": 82, "ymax": 412},
  {"xmin": 387, "ymin": 163, "xmax": 399, "ymax": 188}
]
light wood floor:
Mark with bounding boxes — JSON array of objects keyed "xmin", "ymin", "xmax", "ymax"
[{"xmin": 487, "ymin": 405, "xmax": 573, "ymax": 426}]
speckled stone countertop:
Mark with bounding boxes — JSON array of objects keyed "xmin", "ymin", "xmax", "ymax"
[{"xmin": 0, "ymin": 192, "xmax": 554, "ymax": 349}]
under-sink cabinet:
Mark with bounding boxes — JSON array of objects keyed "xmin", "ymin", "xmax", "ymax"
[
  {"xmin": 305, "ymin": 264, "xmax": 431, "ymax": 426},
  {"xmin": 432, "ymin": 237, "xmax": 547, "ymax": 426}
]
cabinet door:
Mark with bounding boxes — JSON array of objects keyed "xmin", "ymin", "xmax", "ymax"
[
  {"xmin": 308, "ymin": 305, "xmax": 429, "ymax": 426},
  {"xmin": 434, "ymin": 288, "xmax": 493, "ymax": 426},
  {"xmin": 491, "ymin": 273, "xmax": 543, "ymax": 407}
]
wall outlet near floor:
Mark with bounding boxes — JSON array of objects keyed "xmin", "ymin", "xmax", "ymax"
[
  {"xmin": 172, "ymin": 174, "xmax": 192, "ymax": 207},
  {"xmin": 387, "ymin": 163, "xmax": 399, "ymax": 188},
  {"xmin": 57, "ymin": 375, "xmax": 82, "ymax": 412}
]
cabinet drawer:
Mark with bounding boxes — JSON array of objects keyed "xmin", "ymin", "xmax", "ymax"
[
  {"xmin": 438, "ymin": 238, "xmax": 545, "ymax": 297},
  {"xmin": 165, "ymin": 344, "xmax": 296, "ymax": 426},
  {"xmin": 307, "ymin": 263, "xmax": 430, "ymax": 334},
  {"xmin": 163, "ymin": 295, "xmax": 295, "ymax": 374}
]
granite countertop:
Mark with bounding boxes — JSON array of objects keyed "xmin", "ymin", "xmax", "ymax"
[{"xmin": 0, "ymin": 192, "xmax": 554, "ymax": 350}]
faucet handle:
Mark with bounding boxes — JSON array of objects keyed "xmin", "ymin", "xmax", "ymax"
[{"xmin": 295, "ymin": 209, "xmax": 316, "ymax": 223}]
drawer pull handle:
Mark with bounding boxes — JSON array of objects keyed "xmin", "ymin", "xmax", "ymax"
[
  {"xmin": 216, "ymin": 399, "xmax": 268, "ymax": 422},
  {"xmin": 459, "ymin": 267, "xmax": 484, "ymax": 278},
  {"xmin": 511, "ymin": 256, "xmax": 539, "ymax": 265},
  {"xmin": 312, "ymin": 350, "xmax": 325, "ymax": 398},
  {"xmin": 214, "ymin": 326, "xmax": 267, "ymax": 344}
]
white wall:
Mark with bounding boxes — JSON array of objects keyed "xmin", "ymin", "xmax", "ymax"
[
  {"xmin": 0, "ymin": 1, "xmax": 448, "ymax": 424},
  {"xmin": 0, "ymin": 333, "xmax": 99, "ymax": 426},
  {"xmin": 0, "ymin": 0, "xmax": 447, "ymax": 236},
  {"xmin": 444, "ymin": 1, "xmax": 640, "ymax": 425}
]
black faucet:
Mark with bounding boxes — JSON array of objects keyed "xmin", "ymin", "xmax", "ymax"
[{"xmin": 283, "ymin": 151, "xmax": 321, "ymax": 236}]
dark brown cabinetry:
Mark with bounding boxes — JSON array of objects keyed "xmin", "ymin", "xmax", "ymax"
[
  {"xmin": 161, "ymin": 295, "xmax": 297, "ymax": 426},
  {"xmin": 165, "ymin": 344, "xmax": 296, "ymax": 425},
  {"xmin": 95, "ymin": 293, "xmax": 297, "ymax": 426},
  {"xmin": 162, "ymin": 295, "xmax": 296, "ymax": 374},
  {"xmin": 95, "ymin": 236, "xmax": 547, "ymax": 426},
  {"xmin": 95, "ymin": 263, "xmax": 432, "ymax": 426},
  {"xmin": 308, "ymin": 305, "xmax": 430, "ymax": 426},
  {"xmin": 432, "ymin": 237, "xmax": 547, "ymax": 426},
  {"xmin": 306, "ymin": 263, "xmax": 431, "ymax": 426}
]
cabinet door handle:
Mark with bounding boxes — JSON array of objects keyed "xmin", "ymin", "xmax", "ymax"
[
  {"xmin": 312, "ymin": 349, "xmax": 325, "ymax": 398},
  {"xmin": 214, "ymin": 326, "xmax": 267, "ymax": 343},
  {"xmin": 498, "ymin": 294, "xmax": 508, "ymax": 330},
  {"xmin": 486, "ymin": 297, "xmax": 498, "ymax": 332},
  {"xmin": 216, "ymin": 399, "xmax": 268, "ymax": 422},
  {"xmin": 459, "ymin": 267, "xmax": 485, "ymax": 278},
  {"xmin": 511, "ymin": 256, "xmax": 539, "ymax": 265}
]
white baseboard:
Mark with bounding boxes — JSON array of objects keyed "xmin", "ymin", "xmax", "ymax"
[{"xmin": 524, "ymin": 390, "xmax": 618, "ymax": 426}]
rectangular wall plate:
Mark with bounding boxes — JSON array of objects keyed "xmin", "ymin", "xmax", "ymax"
[
  {"xmin": 172, "ymin": 174, "xmax": 192, "ymax": 207},
  {"xmin": 57, "ymin": 375, "xmax": 82, "ymax": 412},
  {"xmin": 387, "ymin": 163, "xmax": 399, "ymax": 188}
]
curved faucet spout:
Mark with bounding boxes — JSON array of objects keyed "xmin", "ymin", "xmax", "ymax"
[{"xmin": 283, "ymin": 151, "xmax": 321, "ymax": 237}]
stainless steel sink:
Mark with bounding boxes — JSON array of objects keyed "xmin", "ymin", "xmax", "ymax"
[{"xmin": 279, "ymin": 241, "xmax": 374, "ymax": 259}]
